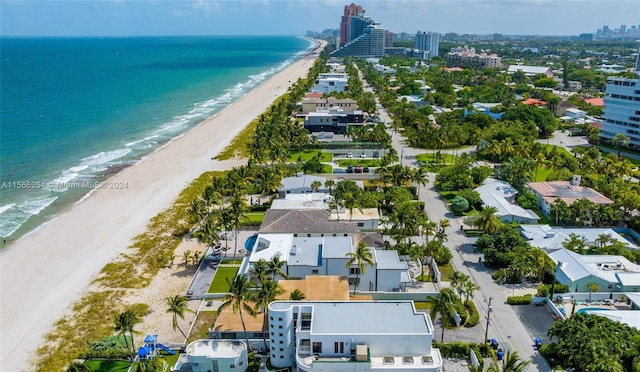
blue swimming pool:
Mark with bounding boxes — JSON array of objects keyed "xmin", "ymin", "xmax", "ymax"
[
  {"xmin": 577, "ymin": 307, "xmax": 610, "ymax": 314},
  {"xmin": 245, "ymin": 234, "xmax": 258, "ymax": 251}
]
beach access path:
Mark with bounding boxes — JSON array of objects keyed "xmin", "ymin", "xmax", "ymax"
[{"xmin": 0, "ymin": 41, "xmax": 323, "ymax": 371}]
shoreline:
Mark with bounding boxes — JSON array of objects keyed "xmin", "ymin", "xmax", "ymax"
[{"xmin": 0, "ymin": 40, "xmax": 323, "ymax": 371}]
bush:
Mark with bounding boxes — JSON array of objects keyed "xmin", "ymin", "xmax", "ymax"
[
  {"xmin": 536, "ymin": 284, "xmax": 569, "ymax": 297},
  {"xmin": 507, "ymin": 294, "xmax": 533, "ymax": 305},
  {"xmin": 451, "ymin": 195, "xmax": 469, "ymax": 212},
  {"xmin": 457, "ymin": 189, "xmax": 481, "ymax": 208},
  {"xmin": 433, "ymin": 341, "xmax": 494, "ymax": 358},
  {"xmin": 464, "ymin": 300, "xmax": 479, "ymax": 327}
]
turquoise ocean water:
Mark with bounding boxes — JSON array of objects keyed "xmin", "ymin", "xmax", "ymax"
[{"xmin": 0, "ymin": 36, "xmax": 313, "ymax": 243}]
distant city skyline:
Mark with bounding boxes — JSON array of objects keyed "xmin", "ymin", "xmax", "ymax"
[{"xmin": 1, "ymin": 0, "xmax": 639, "ymax": 37}]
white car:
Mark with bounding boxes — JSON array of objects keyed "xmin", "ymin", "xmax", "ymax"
[{"xmin": 347, "ymin": 152, "xmax": 353, "ymax": 158}]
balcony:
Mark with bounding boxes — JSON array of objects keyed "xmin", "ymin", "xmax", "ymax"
[{"xmin": 370, "ymin": 350, "xmax": 442, "ymax": 370}]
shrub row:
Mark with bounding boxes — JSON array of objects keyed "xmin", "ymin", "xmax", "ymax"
[
  {"xmin": 464, "ymin": 300, "xmax": 480, "ymax": 328},
  {"xmin": 536, "ymin": 284, "xmax": 568, "ymax": 297},
  {"xmin": 507, "ymin": 294, "xmax": 533, "ymax": 305},
  {"xmin": 433, "ymin": 341, "xmax": 494, "ymax": 359}
]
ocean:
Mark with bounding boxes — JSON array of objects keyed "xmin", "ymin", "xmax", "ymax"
[{"xmin": 0, "ymin": 36, "xmax": 313, "ymax": 244}]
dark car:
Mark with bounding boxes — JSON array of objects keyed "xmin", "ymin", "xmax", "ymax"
[
  {"xmin": 346, "ymin": 166, "xmax": 354, "ymax": 173},
  {"xmin": 363, "ymin": 167, "xmax": 370, "ymax": 173},
  {"xmin": 355, "ymin": 166, "xmax": 363, "ymax": 173},
  {"xmin": 373, "ymin": 151, "xmax": 380, "ymax": 158}
]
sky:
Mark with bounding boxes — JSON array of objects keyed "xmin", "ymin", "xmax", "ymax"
[{"xmin": 1, "ymin": 0, "xmax": 639, "ymax": 37}]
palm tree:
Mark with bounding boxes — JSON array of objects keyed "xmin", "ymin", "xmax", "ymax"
[
  {"xmin": 310, "ymin": 180, "xmax": 322, "ymax": 192},
  {"xmin": 460, "ymin": 279, "xmax": 480, "ymax": 302},
  {"xmin": 611, "ymin": 133, "xmax": 630, "ymax": 157},
  {"xmin": 470, "ymin": 206, "xmax": 502, "ymax": 234},
  {"xmin": 226, "ymin": 194, "xmax": 249, "ymax": 259},
  {"xmin": 345, "ymin": 242, "xmax": 375, "ymax": 295},
  {"xmin": 165, "ymin": 295, "xmax": 194, "ymax": 339},
  {"xmin": 182, "ymin": 250, "xmax": 192, "ymax": 266},
  {"xmin": 438, "ymin": 218, "xmax": 450, "ymax": 233},
  {"xmin": 289, "ymin": 289, "xmax": 306, "ymax": 300},
  {"xmin": 249, "ymin": 259, "xmax": 270, "ymax": 284},
  {"xmin": 218, "ymin": 274, "xmax": 256, "ymax": 351},
  {"xmin": 427, "ymin": 288, "xmax": 458, "ymax": 342},
  {"xmin": 267, "ymin": 252, "xmax": 289, "ymax": 281},
  {"xmin": 487, "ymin": 349, "xmax": 531, "ymax": 372},
  {"xmin": 192, "ymin": 251, "xmax": 202, "ymax": 266},
  {"xmin": 113, "ymin": 310, "xmax": 141, "ymax": 360},
  {"xmin": 253, "ymin": 278, "xmax": 284, "ymax": 350},
  {"xmin": 324, "ymin": 179, "xmax": 335, "ymax": 195},
  {"xmin": 449, "ymin": 271, "xmax": 469, "ymax": 297}
]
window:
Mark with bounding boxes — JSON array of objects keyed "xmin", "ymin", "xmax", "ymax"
[
  {"xmin": 279, "ymin": 333, "xmax": 283, "ymax": 337},
  {"xmin": 312, "ymin": 269, "xmax": 319, "ymax": 274},
  {"xmin": 280, "ymin": 348, "xmax": 284, "ymax": 352},
  {"xmin": 357, "ymin": 222, "xmax": 364, "ymax": 227},
  {"xmin": 280, "ymin": 341, "xmax": 283, "ymax": 344},
  {"xmin": 350, "ymin": 267, "xmax": 361, "ymax": 275},
  {"xmin": 279, "ymin": 317, "xmax": 282, "ymax": 321},
  {"xmin": 293, "ymin": 233, "xmax": 298, "ymax": 237},
  {"xmin": 280, "ymin": 356, "xmax": 284, "ymax": 359},
  {"xmin": 307, "ymin": 233, "xmax": 311, "ymax": 237},
  {"xmin": 333, "ymin": 234, "xmax": 337, "ymax": 237},
  {"xmin": 230, "ymin": 365, "xmax": 235, "ymax": 369},
  {"xmin": 279, "ymin": 325, "xmax": 283, "ymax": 329}
]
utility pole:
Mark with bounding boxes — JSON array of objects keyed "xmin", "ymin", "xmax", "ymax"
[{"xmin": 484, "ymin": 297, "xmax": 493, "ymax": 342}]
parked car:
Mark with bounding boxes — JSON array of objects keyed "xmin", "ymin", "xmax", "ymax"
[
  {"xmin": 346, "ymin": 166, "xmax": 354, "ymax": 173},
  {"xmin": 373, "ymin": 151, "xmax": 380, "ymax": 158},
  {"xmin": 363, "ymin": 167, "xmax": 370, "ymax": 173},
  {"xmin": 347, "ymin": 152, "xmax": 353, "ymax": 158},
  {"xmin": 359, "ymin": 152, "xmax": 366, "ymax": 158},
  {"xmin": 333, "ymin": 168, "xmax": 346, "ymax": 174},
  {"xmin": 355, "ymin": 166, "xmax": 363, "ymax": 173}
]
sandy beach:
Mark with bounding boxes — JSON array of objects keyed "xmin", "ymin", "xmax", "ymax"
[{"xmin": 0, "ymin": 41, "xmax": 323, "ymax": 371}]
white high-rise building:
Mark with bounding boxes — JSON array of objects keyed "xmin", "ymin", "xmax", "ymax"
[
  {"xmin": 268, "ymin": 300, "xmax": 443, "ymax": 372},
  {"xmin": 600, "ymin": 76, "xmax": 640, "ymax": 148},
  {"xmin": 415, "ymin": 31, "xmax": 440, "ymax": 58}
]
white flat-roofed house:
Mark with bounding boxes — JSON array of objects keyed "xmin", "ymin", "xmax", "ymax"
[
  {"xmin": 241, "ymin": 234, "xmax": 410, "ymax": 292},
  {"xmin": 565, "ymin": 108, "xmax": 586, "ymax": 119},
  {"xmin": 268, "ymin": 301, "xmax": 443, "ymax": 372},
  {"xmin": 548, "ymin": 248, "xmax": 640, "ymax": 293},
  {"xmin": 475, "ymin": 179, "xmax": 539, "ymax": 224},
  {"xmin": 312, "ymin": 73, "xmax": 349, "ymax": 94},
  {"xmin": 185, "ymin": 340, "xmax": 248, "ymax": 372},
  {"xmin": 301, "ymin": 97, "xmax": 358, "ymax": 113},
  {"xmin": 270, "ymin": 193, "xmax": 332, "ymax": 210},
  {"xmin": 329, "ymin": 207, "xmax": 380, "ymax": 230},
  {"xmin": 507, "ymin": 65, "xmax": 553, "ymax": 77}
]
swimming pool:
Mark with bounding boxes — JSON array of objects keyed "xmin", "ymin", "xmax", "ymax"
[
  {"xmin": 577, "ymin": 307, "xmax": 610, "ymax": 314},
  {"xmin": 245, "ymin": 234, "xmax": 258, "ymax": 251}
]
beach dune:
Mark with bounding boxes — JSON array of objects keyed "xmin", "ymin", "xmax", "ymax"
[{"xmin": 0, "ymin": 43, "xmax": 322, "ymax": 371}]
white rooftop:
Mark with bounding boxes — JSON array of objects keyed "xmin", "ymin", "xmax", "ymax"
[
  {"xmin": 271, "ymin": 193, "xmax": 332, "ymax": 210},
  {"xmin": 616, "ymin": 272, "xmax": 640, "ymax": 287},
  {"xmin": 475, "ymin": 179, "xmax": 538, "ymax": 221},
  {"xmin": 269, "ymin": 301, "xmax": 432, "ymax": 335},
  {"xmin": 186, "ymin": 340, "xmax": 246, "ymax": 358},
  {"xmin": 279, "ymin": 175, "xmax": 327, "ymax": 192},
  {"xmin": 375, "ymin": 250, "xmax": 408, "ymax": 271},
  {"xmin": 548, "ymin": 248, "xmax": 640, "ymax": 284},
  {"xmin": 520, "ymin": 225, "xmax": 635, "ymax": 250},
  {"xmin": 508, "ymin": 65, "xmax": 551, "ymax": 74},
  {"xmin": 249, "ymin": 234, "xmax": 293, "ymax": 263},
  {"xmin": 288, "ymin": 237, "xmax": 323, "ymax": 267},
  {"xmin": 582, "ymin": 310, "xmax": 640, "ymax": 330}
]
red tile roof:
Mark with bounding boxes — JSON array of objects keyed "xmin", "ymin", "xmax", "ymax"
[
  {"xmin": 522, "ymin": 98, "xmax": 547, "ymax": 106},
  {"xmin": 584, "ymin": 98, "xmax": 604, "ymax": 107},
  {"xmin": 527, "ymin": 181, "xmax": 614, "ymax": 206}
]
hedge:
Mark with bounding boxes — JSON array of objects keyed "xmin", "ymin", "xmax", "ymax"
[
  {"xmin": 433, "ymin": 341, "xmax": 494, "ymax": 359},
  {"xmin": 536, "ymin": 284, "xmax": 569, "ymax": 297},
  {"xmin": 464, "ymin": 300, "xmax": 479, "ymax": 327},
  {"xmin": 507, "ymin": 294, "xmax": 533, "ymax": 305}
]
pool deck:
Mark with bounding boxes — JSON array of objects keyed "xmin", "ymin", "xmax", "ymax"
[{"xmin": 557, "ymin": 301, "xmax": 632, "ymax": 317}]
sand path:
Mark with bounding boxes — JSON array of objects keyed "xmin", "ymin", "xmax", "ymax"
[{"xmin": 0, "ymin": 41, "xmax": 322, "ymax": 371}]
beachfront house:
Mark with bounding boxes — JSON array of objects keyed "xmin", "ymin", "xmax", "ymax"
[
  {"xmin": 303, "ymin": 108, "xmax": 365, "ymax": 134},
  {"xmin": 312, "ymin": 73, "xmax": 349, "ymax": 94},
  {"xmin": 239, "ymin": 233, "xmax": 411, "ymax": 292},
  {"xmin": 268, "ymin": 300, "xmax": 443, "ymax": 372},
  {"xmin": 185, "ymin": 340, "xmax": 248, "ymax": 372},
  {"xmin": 300, "ymin": 97, "xmax": 358, "ymax": 113},
  {"xmin": 474, "ymin": 178, "xmax": 539, "ymax": 224},
  {"xmin": 278, "ymin": 174, "xmax": 332, "ymax": 196}
]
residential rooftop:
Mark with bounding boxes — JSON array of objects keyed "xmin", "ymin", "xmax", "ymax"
[
  {"xmin": 520, "ymin": 225, "xmax": 635, "ymax": 250},
  {"xmin": 527, "ymin": 181, "xmax": 614, "ymax": 205},
  {"xmin": 260, "ymin": 209, "xmax": 359, "ymax": 234}
]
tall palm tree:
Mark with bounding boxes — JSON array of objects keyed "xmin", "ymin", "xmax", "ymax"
[
  {"xmin": 267, "ymin": 253, "xmax": 289, "ymax": 281},
  {"xmin": 471, "ymin": 206, "xmax": 502, "ymax": 234},
  {"xmin": 438, "ymin": 218, "xmax": 450, "ymax": 233},
  {"xmin": 427, "ymin": 288, "xmax": 458, "ymax": 342},
  {"xmin": 487, "ymin": 350, "xmax": 531, "ymax": 372},
  {"xmin": 218, "ymin": 274, "xmax": 256, "ymax": 351},
  {"xmin": 611, "ymin": 133, "xmax": 630, "ymax": 157},
  {"xmin": 449, "ymin": 271, "xmax": 469, "ymax": 297},
  {"xmin": 345, "ymin": 242, "xmax": 375, "ymax": 295},
  {"xmin": 249, "ymin": 259, "xmax": 270, "ymax": 285},
  {"xmin": 226, "ymin": 194, "xmax": 249, "ymax": 259},
  {"xmin": 253, "ymin": 278, "xmax": 284, "ymax": 351},
  {"xmin": 114, "ymin": 310, "xmax": 141, "ymax": 360},
  {"xmin": 164, "ymin": 295, "xmax": 194, "ymax": 339},
  {"xmin": 324, "ymin": 179, "xmax": 335, "ymax": 195},
  {"xmin": 310, "ymin": 180, "xmax": 322, "ymax": 192}
]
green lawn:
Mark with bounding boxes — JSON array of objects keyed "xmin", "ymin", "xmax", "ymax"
[
  {"xmin": 320, "ymin": 164, "xmax": 333, "ymax": 174},
  {"xmin": 413, "ymin": 301, "xmax": 433, "ymax": 310},
  {"xmin": 336, "ymin": 159, "xmax": 382, "ymax": 167},
  {"xmin": 288, "ymin": 150, "xmax": 332, "ymax": 162},
  {"xmin": 415, "ymin": 153, "xmax": 458, "ymax": 165},
  {"xmin": 534, "ymin": 166, "xmax": 552, "ymax": 182},
  {"xmin": 84, "ymin": 360, "xmax": 131, "ymax": 372},
  {"xmin": 245, "ymin": 212, "xmax": 265, "ymax": 224},
  {"xmin": 208, "ymin": 266, "xmax": 240, "ymax": 293},
  {"xmin": 438, "ymin": 263, "xmax": 455, "ymax": 282}
]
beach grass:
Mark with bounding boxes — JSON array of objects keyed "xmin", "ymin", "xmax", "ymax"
[
  {"xmin": 214, "ymin": 118, "xmax": 258, "ymax": 160},
  {"xmin": 208, "ymin": 266, "xmax": 240, "ymax": 293}
]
